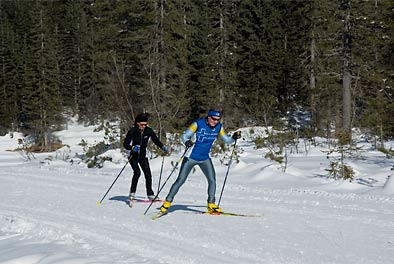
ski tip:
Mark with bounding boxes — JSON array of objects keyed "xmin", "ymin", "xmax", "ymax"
[
  {"xmin": 151, "ymin": 212, "xmax": 167, "ymax": 220},
  {"xmin": 96, "ymin": 201, "xmax": 102, "ymax": 206}
]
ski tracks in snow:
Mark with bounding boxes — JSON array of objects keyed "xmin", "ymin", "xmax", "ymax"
[{"xmin": 1, "ymin": 163, "xmax": 394, "ymax": 263}]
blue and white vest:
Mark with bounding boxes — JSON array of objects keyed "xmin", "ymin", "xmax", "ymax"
[{"xmin": 181, "ymin": 118, "xmax": 233, "ymax": 161}]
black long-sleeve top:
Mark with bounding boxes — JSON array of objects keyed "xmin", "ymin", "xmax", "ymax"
[{"xmin": 123, "ymin": 126, "xmax": 164, "ymax": 159}]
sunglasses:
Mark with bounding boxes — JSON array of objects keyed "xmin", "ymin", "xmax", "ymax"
[
  {"xmin": 210, "ymin": 116, "xmax": 220, "ymax": 121},
  {"xmin": 138, "ymin": 122, "xmax": 148, "ymax": 127}
]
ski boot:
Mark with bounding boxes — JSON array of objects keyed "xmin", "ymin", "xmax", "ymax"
[
  {"xmin": 207, "ymin": 203, "xmax": 222, "ymax": 214},
  {"xmin": 148, "ymin": 195, "xmax": 160, "ymax": 201},
  {"xmin": 160, "ymin": 200, "xmax": 172, "ymax": 214},
  {"xmin": 128, "ymin": 193, "xmax": 135, "ymax": 208}
]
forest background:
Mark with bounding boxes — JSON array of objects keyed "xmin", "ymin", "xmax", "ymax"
[{"xmin": 0, "ymin": 0, "xmax": 393, "ymax": 152}]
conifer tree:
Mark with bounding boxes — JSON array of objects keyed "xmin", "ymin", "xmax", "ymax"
[
  {"xmin": 231, "ymin": 0, "xmax": 285, "ymax": 125},
  {"xmin": 308, "ymin": 0, "xmax": 343, "ymax": 135},
  {"xmin": 148, "ymin": 0, "xmax": 192, "ymax": 133},
  {"xmin": 0, "ymin": 1, "xmax": 19, "ymax": 134},
  {"xmin": 354, "ymin": 0, "xmax": 394, "ymax": 139},
  {"xmin": 90, "ymin": 0, "xmax": 155, "ymax": 127},
  {"xmin": 0, "ymin": 0, "xmax": 393, "ymax": 144},
  {"xmin": 51, "ymin": 1, "xmax": 95, "ymax": 119},
  {"xmin": 22, "ymin": 1, "xmax": 63, "ymax": 150}
]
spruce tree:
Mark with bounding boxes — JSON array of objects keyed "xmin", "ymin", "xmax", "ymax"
[
  {"xmin": 21, "ymin": 1, "xmax": 63, "ymax": 150},
  {"xmin": 308, "ymin": 0, "xmax": 343, "ymax": 135},
  {"xmin": 148, "ymin": 0, "xmax": 193, "ymax": 133},
  {"xmin": 354, "ymin": 0, "xmax": 394, "ymax": 139},
  {"xmin": 231, "ymin": 0, "xmax": 285, "ymax": 125},
  {"xmin": 0, "ymin": 1, "xmax": 19, "ymax": 134}
]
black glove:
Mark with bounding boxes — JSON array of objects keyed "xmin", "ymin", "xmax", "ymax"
[
  {"xmin": 232, "ymin": 131, "xmax": 241, "ymax": 140},
  {"xmin": 185, "ymin": 140, "xmax": 194, "ymax": 148}
]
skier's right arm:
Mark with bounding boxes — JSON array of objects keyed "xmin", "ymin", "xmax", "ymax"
[{"xmin": 123, "ymin": 128, "xmax": 135, "ymax": 150}]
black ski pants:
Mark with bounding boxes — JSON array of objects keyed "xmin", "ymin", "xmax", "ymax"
[{"xmin": 129, "ymin": 157, "xmax": 154, "ymax": 196}]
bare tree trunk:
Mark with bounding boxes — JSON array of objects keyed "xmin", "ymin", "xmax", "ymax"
[
  {"xmin": 143, "ymin": 0, "xmax": 166, "ymax": 140},
  {"xmin": 112, "ymin": 56, "xmax": 135, "ymax": 125},
  {"xmin": 156, "ymin": 0, "xmax": 166, "ymax": 139},
  {"xmin": 310, "ymin": 29, "xmax": 316, "ymax": 112},
  {"xmin": 40, "ymin": 9, "xmax": 49, "ymax": 151},
  {"xmin": 219, "ymin": 0, "xmax": 225, "ymax": 106},
  {"xmin": 76, "ymin": 22, "xmax": 81, "ymax": 114},
  {"xmin": 146, "ymin": 0, "xmax": 166, "ymax": 139},
  {"xmin": 342, "ymin": 0, "xmax": 352, "ymax": 140}
]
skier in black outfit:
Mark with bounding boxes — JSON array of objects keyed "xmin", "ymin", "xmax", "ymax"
[{"xmin": 123, "ymin": 113, "xmax": 168, "ymax": 205}]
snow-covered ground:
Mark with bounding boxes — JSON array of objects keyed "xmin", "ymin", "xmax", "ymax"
[{"xmin": 1, "ymin": 120, "xmax": 394, "ymax": 264}]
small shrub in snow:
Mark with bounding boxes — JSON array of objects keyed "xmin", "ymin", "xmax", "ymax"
[
  {"xmin": 211, "ymin": 141, "xmax": 226, "ymax": 157},
  {"xmin": 326, "ymin": 161, "xmax": 355, "ymax": 181},
  {"xmin": 16, "ymin": 138, "xmax": 36, "ymax": 161},
  {"xmin": 253, "ymin": 136, "xmax": 265, "ymax": 149},
  {"xmin": 254, "ymin": 129, "xmax": 293, "ymax": 172},
  {"xmin": 86, "ymin": 155, "xmax": 112, "ymax": 168},
  {"xmin": 77, "ymin": 122, "xmax": 122, "ymax": 168},
  {"xmin": 264, "ymin": 151, "xmax": 283, "ymax": 164},
  {"xmin": 82, "ymin": 141, "xmax": 114, "ymax": 168},
  {"xmin": 324, "ymin": 135, "xmax": 357, "ymax": 182},
  {"xmin": 55, "ymin": 145, "xmax": 71, "ymax": 161},
  {"xmin": 378, "ymin": 147, "xmax": 394, "ymax": 159}
]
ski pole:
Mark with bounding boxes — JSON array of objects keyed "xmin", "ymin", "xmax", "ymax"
[
  {"xmin": 144, "ymin": 146, "xmax": 190, "ymax": 215},
  {"xmin": 217, "ymin": 139, "xmax": 238, "ymax": 207},
  {"xmin": 157, "ymin": 155, "xmax": 165, "ymax": 194},
  {"xmin": 96, "ymin": 155, "xmax": 132, "ymax": 205}
]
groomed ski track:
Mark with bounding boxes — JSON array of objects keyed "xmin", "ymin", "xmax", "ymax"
[{"xmin": 1, "ymin": 157, "xmax": 394, "ymax": 264}]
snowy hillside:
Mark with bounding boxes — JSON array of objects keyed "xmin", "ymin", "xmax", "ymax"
[{"xmin": 1, "ymin": 120, "xmax": 394, "ymax": 264}]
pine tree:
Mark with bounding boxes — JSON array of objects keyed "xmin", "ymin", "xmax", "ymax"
[
  {"xmin": 0, "ymin": 0, "xmax": 393, "ymax": 143},
  {"xmin": 341, "ymin": 0, "xmax": 352, "ymax": 140},
  {"xmin": 172, "ymin": 0, "xmax": 239, "ymax": 125},
  {"xmin": 199, "ymin": 0, "xmax": 239, "ymax": 127},
  {"xmin": 0, "ymin": 1, "xmax": 19, "ymax": 134},
  {"xmin": 353, "ymin": 0, "xmax": 394, "ymax": 140},
  {"xmin": 50, "ymin": 1, "xmax": 95, "ymax": 119},
  {"xmin": 21, "ymin": 1, "xmax": 63, "ymax": 151},
  {"xmin": 148, "ymin": 0, "xmax": 193, "ymax": 133},
  {"xmin": 185, "ymin": 0, "xmax": 215, "ymax": 119},
  {"xmin": 89, "ymin": 0, "xmax": 156, "ymax": 127},
  {"xmin": 272, "ymin": 1, "xmax": 313, "ymax": 115},
  {"xmin": 231, "ymin": 0, "xmax": 285, "ymax": 125},
  {"xmin": 308, "ymin": 0, "xmax": 343, "ymax": 136}
]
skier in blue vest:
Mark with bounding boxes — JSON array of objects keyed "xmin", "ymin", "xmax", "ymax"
[{"xmin": 160, "ymin": 109, "xmax": 241, "ymax": 214}]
